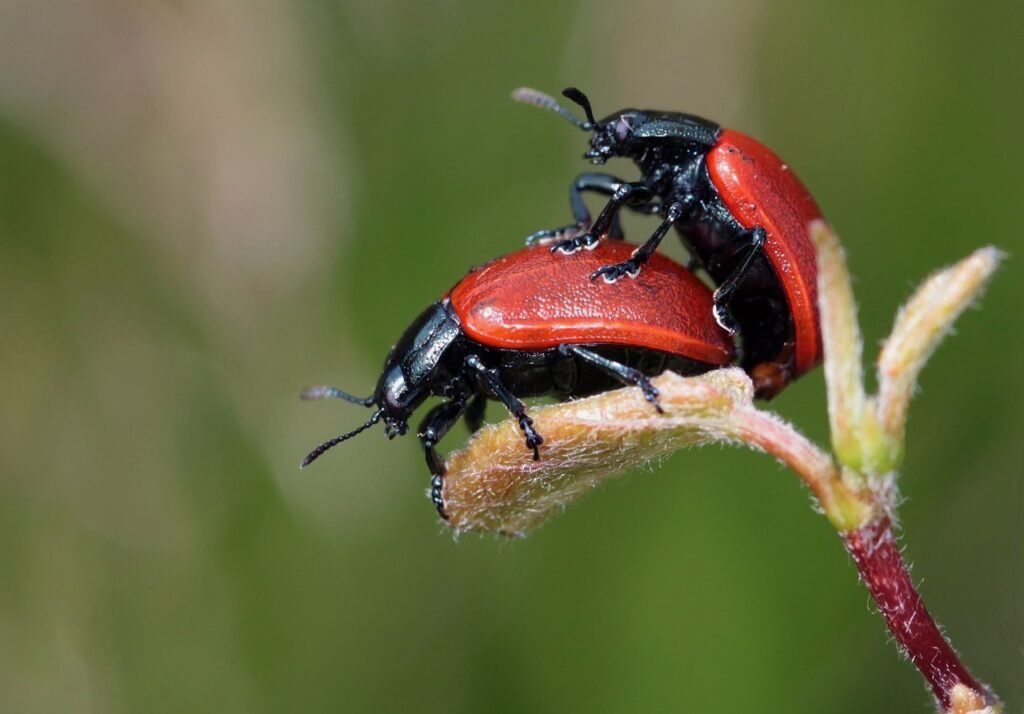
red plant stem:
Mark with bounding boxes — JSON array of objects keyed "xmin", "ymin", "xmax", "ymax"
[{"xmin": 842, "ymin": 518, "xmax": 991, "ymax": 709}]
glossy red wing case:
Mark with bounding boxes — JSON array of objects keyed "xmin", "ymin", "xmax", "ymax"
[
  {"xmin": 707, "ymin": 129, "xmax": 823, "ymax": 375},
  {"xmin": 448, "ymin": 241, "xmax": 733, "ymax": 365}
]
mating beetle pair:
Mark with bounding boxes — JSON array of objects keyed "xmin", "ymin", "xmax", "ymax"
[
  {"xmin": 302, "ymin": 241, "xmax": 733, "ymax": 517},
  {"xmin": 302, "ymin": 87, "xmax": 826, "ymax": 518}
]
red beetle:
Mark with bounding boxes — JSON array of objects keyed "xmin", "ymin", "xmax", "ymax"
[
  {"xmin": 301, "ymin": 241, "xmax": 733, "ymax": 517},
  {"xmin": 514, "ymin": 87, "xmax": 824, "ymax": 398}
]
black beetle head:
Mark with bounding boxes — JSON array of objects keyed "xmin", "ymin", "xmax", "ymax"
[
  {"xmin": 372, "ymin": 361, "xmax": 421, "ymax": 439},
  {"xmin": 300, "ymin": 302, "xmax": 459, "ymax": 467},
  {"xmin": 511, "ymin": 86, "xmax": 645, "ymax": 165},
  {"xmin": 584, "ymin": 109, "xmax": 646, "ymax": 165},
  {"xmin": 298, "ymin": 366, "xmax": 421, "ymax": 468},
  {"xmin": 298, "ymin": 377, "xmax": 417, "ymax": 467},
  {"xmin": 373, "ymin": 301, "xmax": 460, "ymax": 436}
]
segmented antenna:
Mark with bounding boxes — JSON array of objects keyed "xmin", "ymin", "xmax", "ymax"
[
  {"xmin": 511, "ymin": 87, "xmax": 594, "ymax": 130},
  {"xmin": 300, "ymin": 385, "xmax": 374, "ymax": 407},
  {"xmin": 301, "ymin": 410, "xmax": 383, "ymax": 468},
  {"xmin": 561, "ymin": 87, "xmax": 597, "ymax": 128}
]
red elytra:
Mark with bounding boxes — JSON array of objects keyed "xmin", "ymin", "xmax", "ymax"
[
  {"xmin": 449, "ymin": 241, "xmax": 734, "ymax": 366},
  {"xmin": 706, "ymin": 129, "xmax": 823, "ymax": 376}
]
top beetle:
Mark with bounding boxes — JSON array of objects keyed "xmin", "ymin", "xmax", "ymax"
[{"xmin": 513, "ymin": 87, "xmax": 824, "ymax": 398}]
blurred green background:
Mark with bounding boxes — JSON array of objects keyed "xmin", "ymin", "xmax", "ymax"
[{"xmin": 0, "ymin": 1, "xmax": 1021, "ymax": 711}]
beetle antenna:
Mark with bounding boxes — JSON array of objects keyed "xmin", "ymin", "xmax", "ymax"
[
  {"xmin": 300, "ymin": 385, "xmax": 374, "ymax": 407},
  {"xmin": 301, "ymin": 409, "xmax": 383, "ymax": 468},
  {"xmin": 561, "ymin": 87, "xmax": 597, "ymax": 128},
  {"xmin": 511, "ymin": 87, "xmax": 594, "ymax": 130}
]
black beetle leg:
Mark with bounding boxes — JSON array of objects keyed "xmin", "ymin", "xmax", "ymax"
[
  {"xmin": 463, "ymin": 393, "xmax": 487, "ymax": 435},
  {"xmin": 417, "ymin": 395, "xmax": 471, "ymax": 519},
  {"xmin": 558, "ymin": 345, "xmax": 664, "ymax": 413},
  {"xmin": 588, "ymin": 179, "xmax": 656, "ymax": 237},
  {"xmin": 710, "ymin": 226, "xmax": 767, "ymax": 334},
  {"xmin": 549, "ymin": 178, "xmax": 654, "ymax": 254},
  {"xmin": 526, "ymin": 172, "xmax": 622, "ymax": 245},
  {"xmin": 590, "ymin": 200, "xmax": 685, "ymax": 283},
  {"xmin": 571, "ymin": 172, "xmax": 641, "ymax": 241},
  {"xmin": 526, "ymin": 221, "xmax": 588, "ymax": 246},
  {"xmin": 464, "ymin": 355, "xmax": 543, "ymax": 459}
]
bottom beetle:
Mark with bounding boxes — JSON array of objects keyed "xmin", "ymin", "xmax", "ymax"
[{"xmin": 301, "ymin": 240, "xmax": 733, "ymax": 518}]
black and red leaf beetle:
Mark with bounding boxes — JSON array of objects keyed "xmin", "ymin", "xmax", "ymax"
[
  {"xmin": 301, "ymin": 240, "xmax": 733, "ymax": 518},
  {"xmin": 513, "ymin": 87, "xmax": 824, "ymax": 398}
]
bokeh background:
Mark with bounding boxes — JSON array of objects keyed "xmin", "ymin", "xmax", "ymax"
[{"xmin": 1, "ymin": 1, "xmax": 1021, "ymax": 711}]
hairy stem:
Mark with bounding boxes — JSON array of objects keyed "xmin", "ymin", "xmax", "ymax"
[{"xmin": 842, "ymin": 518, "xmax": 992, "ymax": 711}]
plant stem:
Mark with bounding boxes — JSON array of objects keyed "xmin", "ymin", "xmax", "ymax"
[{"xmin": 842, "ymin": 517, "xmax": 992, "ymax": 710}]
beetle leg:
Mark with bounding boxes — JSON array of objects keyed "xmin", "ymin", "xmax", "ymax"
[
  {"xmin": 557, "ymin": 345, "xmax": 664, "ymax": 413},
  {"xmin": 463, "ymin": 393, "xmax": 487, "ymax": 435},
  {"xmin": 526, "ymin": 222, "xmax": 586, "ymax": 246},
  {"xmin": 418, "ymin": 395, "xmax": 472, "ymax": 519},
  {"xmin": 464, "ymin": 354, "xmax": 543, "ymax": 459},
  {"xmin": 526, "ymin": 173, "xmax": 627, "ymax": 245},
  {"xmin": 548, "ymin": 178, "xmax": 654, "ymax": 253},
  {"xmin": 590, "ymin": 200, "xmax": 685, "ymax": 283},
  {"xmin": 710, "ymin": 226, "xmax": 767, "ymax": 334},
  {"xmin": 571, "ymin": 172, "xmax": 657, "ymax": 240}
]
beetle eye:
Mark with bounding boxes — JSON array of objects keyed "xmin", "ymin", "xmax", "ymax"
[{"xmin": 614, "ymin": 117, "xmax": 632, "ymax": 141}]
